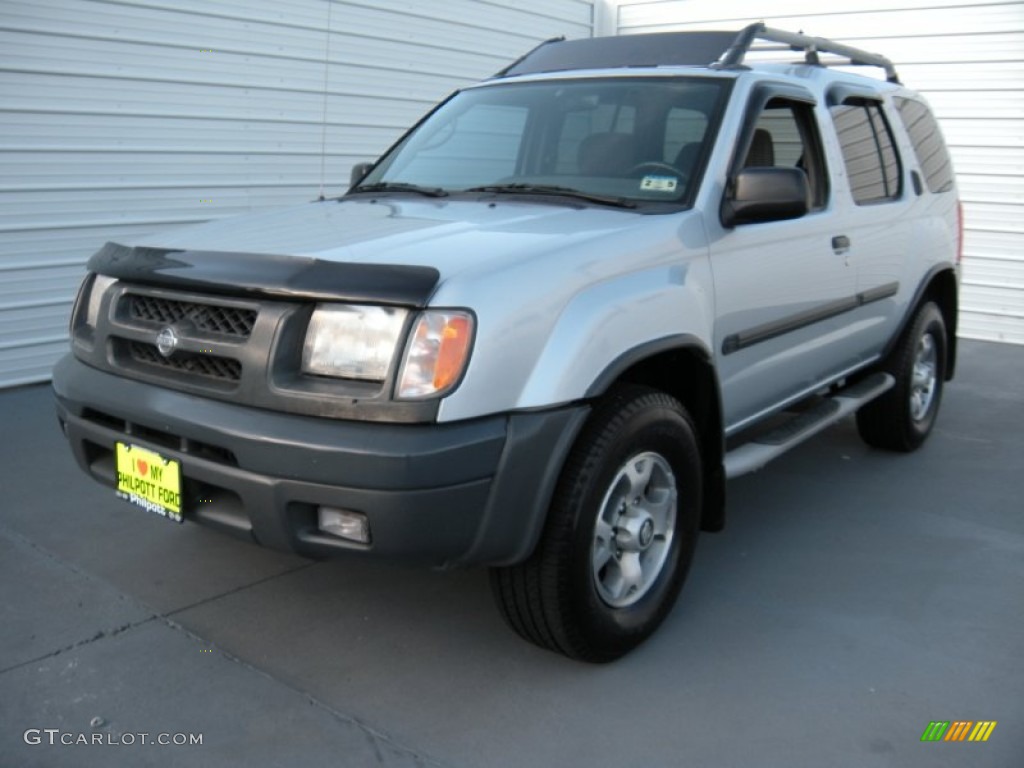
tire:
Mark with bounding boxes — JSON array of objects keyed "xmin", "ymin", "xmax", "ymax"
[
  {"xmin": 856, "ymin": 301, "xmax": 947, "ymax": 452},
  {"xmin": 490, "ymin": 385, "xmax": 702, "ymax": 662}
]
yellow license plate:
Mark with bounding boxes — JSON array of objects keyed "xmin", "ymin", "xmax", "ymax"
[{"xmin": 115, "ymin": 443, "xmax": 183, "ymax": 522}]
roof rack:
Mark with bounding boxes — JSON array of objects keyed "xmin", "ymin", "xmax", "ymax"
[
  {"xmin": 494, "ymin": 35, "xmax": 565, "ymax": 78},
  {"xmin": 494, "ymin": 23, "xmax": 899, "ymax": 84},
  {"xmin": 716, "ymin": 23, "xmax": 900, "ymax": 83}
]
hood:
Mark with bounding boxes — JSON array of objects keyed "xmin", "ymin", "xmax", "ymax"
[
  {"xmin": 92, "ymin": 197, "xmax": 654, "ymax": 306},
  {"xmin": 90, "ymin": 196, "xmax": 647, "ymax": 305},
  {"xmin": 130, "ymin": 197, "xmax": 646, "ymax": 275}
]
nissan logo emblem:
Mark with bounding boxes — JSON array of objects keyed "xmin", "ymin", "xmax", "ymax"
[{"xmin": 156, "ymin": 327, "xmax": 179, "ymax": 357}]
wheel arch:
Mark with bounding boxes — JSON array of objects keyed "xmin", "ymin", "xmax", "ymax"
[
  {"xmin": 888, "ymin": 264, "xmax": 959, "ymax": 381},
  {"xmin": 926, "ymin": 268, "xmax": 959, "ymax": 381},
  {"xmin": 587, "ymin": 337, "xmax": 726, "ymax": 533}
]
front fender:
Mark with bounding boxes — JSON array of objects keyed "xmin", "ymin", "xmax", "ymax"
[
  {"xmin": 515, "ymin": 261, "xmax": 715, "ymax": 409},
  {"xmin": 433, "ymin": 211, "xmax": 713, "ymax": 422}
]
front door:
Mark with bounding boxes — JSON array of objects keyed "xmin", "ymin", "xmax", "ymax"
[{"xmin": 709, "ymin": 88, "xmax": 859, "ymax": 433}]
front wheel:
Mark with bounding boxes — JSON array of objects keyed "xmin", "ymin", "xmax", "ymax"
[
  {"xmin": 857, "ymin": 301, "xmax": 947, "ymax": 452},
  {"xmin": 490, "ymin": 385, "xmax": 702, "ymax": 662}
]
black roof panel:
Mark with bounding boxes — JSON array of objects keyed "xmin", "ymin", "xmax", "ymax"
[
  {"xmin": 495, "ymin": 26, "xmax": 899, "ymax": 84},
  {"xmin": 498, "ymin": 32, "xmax": 739, "ymax": 77}
]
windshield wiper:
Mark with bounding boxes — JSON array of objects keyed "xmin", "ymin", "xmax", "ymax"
[
  {"xmin": 348, "ymin": 182, "xmax": 449, "ymax": 198},
  {"xmin": 466, "ymin": 184, "xmax": 636, "ymax": 209}
]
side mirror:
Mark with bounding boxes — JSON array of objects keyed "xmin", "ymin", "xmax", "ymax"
[
  {"xmin": 720, "ymin": 167, "xmax": 809, "ymax": 228},
  {"xmin": 350, "ymin": 161, "xmax": 374, "ymax": 188}
]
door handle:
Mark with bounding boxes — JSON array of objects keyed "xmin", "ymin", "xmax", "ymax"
[{"xmin": 832, "ymin": 235, "xmax": 851, "ymax": 254}]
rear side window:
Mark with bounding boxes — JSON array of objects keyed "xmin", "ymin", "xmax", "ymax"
[
  {"xmin": 894, "ymin": 97, "xmax": 955, "ymax": 193},
  {"xmin": 830, "ymin": 100, "xmax": 902, "ymax": 204}
]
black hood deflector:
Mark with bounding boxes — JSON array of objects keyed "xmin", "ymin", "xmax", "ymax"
[{"xmin": 88, "ymin": 242, "xmax": 440, "ymax": 307}]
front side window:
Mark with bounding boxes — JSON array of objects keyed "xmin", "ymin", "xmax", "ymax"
[
  {"xmin": 830, "ymin": 99, "xmax": 902, "ymax": 204},
  {"xmin": 354, "ymin": 77, "xmax": 730, "ymax": 208},
  {"xmin": 739, "ymin": 97, "xmax": 829, "ymax": 210}
]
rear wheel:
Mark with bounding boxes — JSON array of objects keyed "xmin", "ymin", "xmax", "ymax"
[
  {"xmin": 857, "ymin": 301, "xmax": 947, "ymax": 451},
  {"xmin": 490, "ymin": 385, "xmax": 702, "ymax": 662}
]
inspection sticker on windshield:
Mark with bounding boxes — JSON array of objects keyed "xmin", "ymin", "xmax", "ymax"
[
  {"xmin": 640, "ymin": 175, "xmax": 678, "ymax": 192},
  {"xmin": 115, "ymin": 442, "xmax": 183, "ymax": 522}
]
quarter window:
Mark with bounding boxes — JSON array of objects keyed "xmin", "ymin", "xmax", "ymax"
[
  {"xmin": 830, "ymin": 100, "xmax": 902, "ymax": 204},
  {"xmin": 894, "ymin": 97, "xmax": 955, "ymax": 193}
]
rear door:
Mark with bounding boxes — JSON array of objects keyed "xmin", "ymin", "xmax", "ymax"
[{"xmin": 823, "ymin": 89, "xmax": 910, "ymax": 355}]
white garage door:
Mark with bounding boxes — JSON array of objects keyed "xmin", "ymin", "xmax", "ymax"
[
  {"xmin": 0, "ymin": 0, "xmax": 594, "ymax": 387},
  {"xmin": 610, "ymin": 0, "xmax": 1024, "ymax": 345}
]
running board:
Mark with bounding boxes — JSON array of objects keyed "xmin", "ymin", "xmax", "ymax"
[{"xmin": 724, "ymin": 373, "xmax": 895, "ymax": 479}]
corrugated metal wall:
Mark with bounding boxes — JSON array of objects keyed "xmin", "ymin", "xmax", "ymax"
[
  {"xmin": 611, "ymin": 0, "xmax": 1024, "ymax": 345},
  {"xmin": 0, "ymin": 0, "xmax": 594, "ymax": 387}
]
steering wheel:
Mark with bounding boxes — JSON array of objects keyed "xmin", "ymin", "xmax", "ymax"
[{"xmin": 627, "ymin": 161, "xmax": 682, "ymax": 177}]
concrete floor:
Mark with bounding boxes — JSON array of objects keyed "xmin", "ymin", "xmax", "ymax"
[{"xmin": 1, "ymin": 339, "xmax": 1021, "ymax": 768}]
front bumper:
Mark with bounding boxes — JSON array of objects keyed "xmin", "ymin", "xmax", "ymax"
[{"xmin": 52, "ymin": 355, "xmax": 587, "ymax": 568}]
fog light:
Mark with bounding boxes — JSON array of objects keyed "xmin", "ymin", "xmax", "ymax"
[{"xmin": 318, "ymin": 506, "xmax": 370, "ymax": 544}]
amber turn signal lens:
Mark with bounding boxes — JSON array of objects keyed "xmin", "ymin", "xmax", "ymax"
[
  {"xmin": 434, "ymin": 316, "xmax": 472, "ymax": 391},
  {"xmin": 397, "ymin": 311, "xmax": 474, "ymax": 399}
]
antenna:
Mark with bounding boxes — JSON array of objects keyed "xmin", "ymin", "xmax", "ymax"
[{"xmin": 317, "ymin": 0, "xmax": 334, "ymax": 201}]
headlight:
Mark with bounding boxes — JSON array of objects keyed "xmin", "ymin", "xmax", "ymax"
[
  {"xmin": 397, "ymin": 311, "xmax": 474, "ymax": 399},
  {"xmin": 72, "ymin": 273, "xmax": 117, "ymax": 331},
  {"xmin": 302, "ymin": 304, "xmax": 407, "ymax": 380},
  {"xmin": 86, "ymin": 275, "xmax": 118, "ymax": 327}
]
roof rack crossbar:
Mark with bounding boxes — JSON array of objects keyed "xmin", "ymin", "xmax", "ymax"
[{"xmin": 717, "ymin": 23, "xmax": 900, "ymax": 83}]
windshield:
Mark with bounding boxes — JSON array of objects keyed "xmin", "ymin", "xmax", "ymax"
[{"xmin": 352, "ymin": 77, "xmax": 729, "ymax": 208}]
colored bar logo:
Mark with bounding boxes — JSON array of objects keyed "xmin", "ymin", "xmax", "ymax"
[{"xmin": 921, "ymin": 721, "xmax": 997, "ymax": 742}]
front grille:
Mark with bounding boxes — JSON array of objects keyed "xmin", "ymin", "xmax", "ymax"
[
  {"xmin": 129, "ymin": 341, "xmax": 242, "ymax": 382},
  {"xmin": 125, "ymin": 294, "xmax": 257, "ymax": 337}
]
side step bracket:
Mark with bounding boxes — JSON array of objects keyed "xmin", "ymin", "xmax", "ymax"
[{"xmin": 724, "ymin": 372, "xmax": 895, "ymax": 479}]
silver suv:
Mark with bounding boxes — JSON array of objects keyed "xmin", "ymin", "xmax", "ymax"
[{"xmin": 53, "ymin": 25, "xmax": 961, "ymax": 661}]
